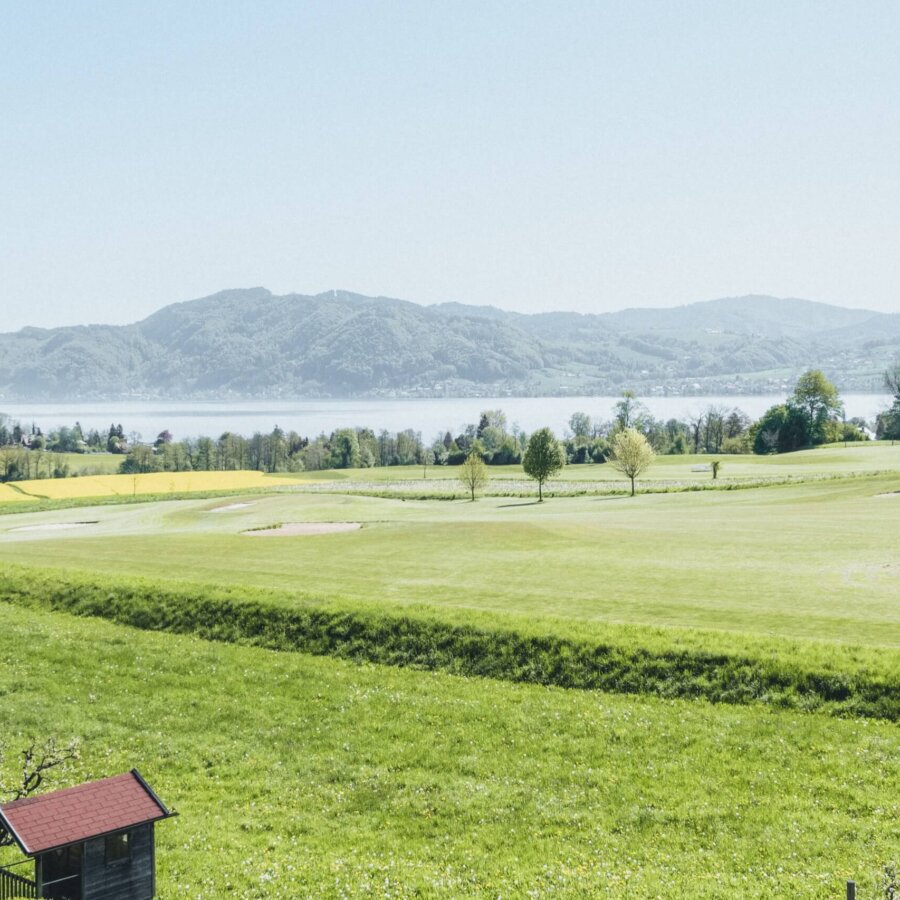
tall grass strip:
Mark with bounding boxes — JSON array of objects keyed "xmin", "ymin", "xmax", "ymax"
[{"xmin": 0, "ymin": 567, "xmax": 895, "ymax": 721}]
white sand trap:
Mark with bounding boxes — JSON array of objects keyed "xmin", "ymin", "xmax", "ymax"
[
  {"xmin": 210, "ymin": 502, "xmax": 257, "ymax": 512},
  {"xmin": 243, "ymin": 522, "xmax": 361, "ymax": 537},
  {"xmin": 875, "ymin": 491, "xmax": 900, "ymax": 498},
  {"xmin": 11, "ymin": 521, "xmax": 98, "ymax": 533}
]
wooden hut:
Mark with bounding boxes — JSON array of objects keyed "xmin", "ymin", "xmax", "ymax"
[{"xmin": 0, "ymin": 770, "xmax": 174, "ymax": 899}]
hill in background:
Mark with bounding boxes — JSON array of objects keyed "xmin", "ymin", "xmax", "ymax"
[{"xmin": 0, "ymin": 288, "xmax": 896, "ymax": 400}]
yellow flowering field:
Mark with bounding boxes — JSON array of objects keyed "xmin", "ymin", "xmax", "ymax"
[
  {"xmin": 0, "ymin": 483, "xmax": 32, "ymax": 502},
  {"xmin": 3, "ymin": 470, "xmax": 300, "ymax": 501}
]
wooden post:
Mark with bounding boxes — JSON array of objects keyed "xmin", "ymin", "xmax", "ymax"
[{"xmin": 846, "ymin": 880, "xmax": 856, "ymax": 900}]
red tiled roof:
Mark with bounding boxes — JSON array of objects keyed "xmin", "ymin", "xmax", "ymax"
[{"xmin": 0, "ymin": 770, "xmax": 169, "ymax": 855}]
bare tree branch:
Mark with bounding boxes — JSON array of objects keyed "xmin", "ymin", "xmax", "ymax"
[{"xmin": 0, "ymin": 737, "xmax": 80, "ymax": 803}]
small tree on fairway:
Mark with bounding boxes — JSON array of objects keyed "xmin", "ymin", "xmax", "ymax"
[
  {"xmin": 422, "ymin": 447, "xmax": 434, "ymax": 478},
  {"xmin": 610, "ymin": 427, "xmax": 654, "ymax": 496},
  {"xmin": 458, "ymin": 451, "xmax": 488, "ymax": 501},
  {"xmin": 710, "ymin": 459, "xmax": 722, "ymax": 480},
  {"xmin": 522, "ymin": 427, "xmax": 565, "ymax": 501}
]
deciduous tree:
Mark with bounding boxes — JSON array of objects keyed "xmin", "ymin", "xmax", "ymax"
[
  {"xmin": 789, "ymin": 369, "xmax": 842, "ymax": 445},
  {"xmin": 0, "ymin": 738, "xmax": 79, "ymax": 804},
  {"xmin": 568, "ymin": 412, "xmax": 592, "ymax": 439},
  {"xmin": 610, "ymin": 427, "xmax": 655, "ymax": 496},
  {"xmin": 885, "ymin": 363, "xmax": 900, "ymax": 400},
  {"xmin": 752, "ymin": 403, "xmax": 808, "ymax": 454},
  {"xmin": 522, "ymin": 427, "xmax": 565, "ymax": 501},
  {"xmin": 878, "ymin": 364, "xmax": 900, "ymax": 441},
  {"xmin": 458, "ymin": 450, "xmax": 488, "ymax": 501},
  {"xmin": 613, "ymin": 391, "xmax": 648, "ymax": 432}
]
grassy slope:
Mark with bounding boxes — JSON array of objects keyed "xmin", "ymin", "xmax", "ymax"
[
  {"xmin": 0, "ymin": 604, "xmax": 896, "ymax": 899},
  {"xmin": 0, "ymin": 473, "xmax": 897, "ymax": 648},
  {"xmin": 4, "ymin": 564, "xmax": 894, "ymax": 719}
]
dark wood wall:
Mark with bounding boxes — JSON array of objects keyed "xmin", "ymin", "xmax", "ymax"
[{"xmin": 82, "ymin": 824, "xmax": 155, "ymax": 900}]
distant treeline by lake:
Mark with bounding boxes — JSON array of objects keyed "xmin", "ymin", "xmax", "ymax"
[
  {"xmin": 0, "ymin": 393, "xmax": 892, "ymax": 443},
  {"xmin": 3, "ymin": 375, "xmax": 898, "ymax": 481}
]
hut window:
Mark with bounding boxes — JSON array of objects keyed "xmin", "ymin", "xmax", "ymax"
[{"xmin": 105, "ymin": 831, "xmax": 131, "ymax": 864}]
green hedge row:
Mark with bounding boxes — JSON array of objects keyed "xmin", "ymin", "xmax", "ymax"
[{"xmin": 1, "ymin": 568, "xmax": 896, "ymax": 721}]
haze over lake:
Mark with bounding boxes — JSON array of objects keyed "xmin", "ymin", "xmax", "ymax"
[{"xmin": 2, "ymin": 395, "xmax": 890, "ymax": 442}]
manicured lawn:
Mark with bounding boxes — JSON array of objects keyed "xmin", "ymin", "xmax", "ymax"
[
  {"xmin": 0, "ymin": 604, "xmax": 896, "ymax": 898},
  {"xmin": 1, "ymin": 472, "xmax": 897, "ymax": 648},
  {"xmin": 287, "ymin": 443, "xmax": 900, "ymax": 494}
]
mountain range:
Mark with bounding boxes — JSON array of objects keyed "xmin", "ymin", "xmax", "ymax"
[{"xmin": 0, "ymin": 289, "xmax": 897, "ymax": 400}]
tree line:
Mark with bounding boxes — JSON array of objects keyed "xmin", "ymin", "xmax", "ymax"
[{"xmin": 1, "ymin": 367, "xmax": 896, "ymax": 484}]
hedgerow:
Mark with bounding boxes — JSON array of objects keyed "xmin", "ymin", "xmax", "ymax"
[{"xmin": 0, "ymin": 566, "xmax": 895, "ymax": 721}]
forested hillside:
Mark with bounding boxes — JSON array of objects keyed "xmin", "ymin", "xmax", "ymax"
[{"xmin": 0, "ymin": 288, "xmax": 896, "ymax": 399}]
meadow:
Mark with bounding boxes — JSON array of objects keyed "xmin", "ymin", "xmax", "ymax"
[
  {"xmin": 0, "ymin": 443, "xmax": 897, "ymax": 896},
  {"xmin": 49, "ymin": 450, "xmax": 122, "ymax": 475},
  {"xmin": 0, "ymin": 603, "xmax": 897, "ymax": 898}
]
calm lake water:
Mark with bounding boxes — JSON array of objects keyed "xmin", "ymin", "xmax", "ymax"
[{"xmin": 1, "ymin": 395, "xmax": 891, "ymax": 441}]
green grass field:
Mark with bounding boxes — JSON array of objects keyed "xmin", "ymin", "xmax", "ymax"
[
  {"xmin": 55, "ymin": 451, "xmax": 122, "ymax": 474},
  {"xmin": 1, "ymin": 467, "xmax": 897, "ymax": 648},
  {"xmin": 4, "ymin": 443, "xmax": 897, "ymax": 504},
  {"xmin": 1, "ymin": 442, "xmax": 897, "ymax": 896},
  {"xmin": 0, "ymin": 604, "xmax": 896, "ymax": 898},
  {"xmin": 304, "ymin": 443, "xmax": 900, "ymax": 485}
]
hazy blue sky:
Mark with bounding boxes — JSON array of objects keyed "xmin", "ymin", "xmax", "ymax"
[{"xmin": 2, "ymin": 1, "xmax": 899, "ymax": 331}]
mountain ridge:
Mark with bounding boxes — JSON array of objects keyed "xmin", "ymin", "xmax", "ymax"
[{"xmin": 0, "ymin": 289, "xmax": 895, "ymax": 400}]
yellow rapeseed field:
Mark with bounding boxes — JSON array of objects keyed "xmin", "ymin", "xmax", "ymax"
[
  {"xmin": 2, "ymin": 470, "xmax": 300, "ymax": 502},
  {"xmin": 0, "ymin": 483, "xmax": 32, "ymax": 502}
]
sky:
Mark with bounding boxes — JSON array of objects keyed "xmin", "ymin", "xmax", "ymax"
[{"xmin": 2, "ymin": 1, "xmax": 899, "ymax": 331}]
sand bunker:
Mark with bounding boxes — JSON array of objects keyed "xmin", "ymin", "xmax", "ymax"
[
  {"xmin": 210, "ymin": 502, "xmax": 257, "ymax": 512},
  {"xmin": 875, "ymin": 491, "xmax": 900, "ymax": 499},
  {"xmin": 243, "ymin": 522, "xmax": 361, "ymax": 537},
  {"xmin": 11, "ymin": 521, "xmax": 98, "ymax": 533}
]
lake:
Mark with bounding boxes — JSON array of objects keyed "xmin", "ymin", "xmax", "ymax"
[{"xmin": 0, "ymin": 395, "xmax": 892, "ymax": 441}]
